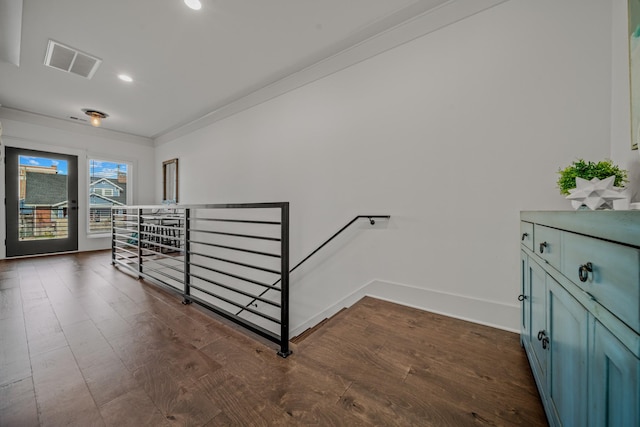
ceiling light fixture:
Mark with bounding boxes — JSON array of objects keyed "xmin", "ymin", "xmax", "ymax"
[
  {"xmin": 118, "ymin": 74, "xmax": 133, "ymax": 82},
  {"xmin": 184, "ymin": 0, "xmax": 202, "ymax": 10},
  {"xmin": 82, "ymin": 109, "xmax": 108, "ymax": 127}
]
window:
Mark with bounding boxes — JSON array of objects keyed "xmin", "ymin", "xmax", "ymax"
[{"xmin": 88, "ymin": 159, "xmax": 131, "ymax": 234}]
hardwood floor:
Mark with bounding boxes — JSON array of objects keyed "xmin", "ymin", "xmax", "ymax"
[{"xmin": 0, "ymin": 251, "xmax": 547, "ymax": 426}]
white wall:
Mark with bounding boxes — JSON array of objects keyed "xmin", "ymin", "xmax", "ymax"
[
  {"xmin": 611, "ymin": 0, "xmax": 640, "ymax": 202},
  {"xmin": 155, "ymin": 0, "xmax": 615, "ymax": 333},
  {"xmin": 0, "ymin": 109, "xmax": 155, "ymax": 259}
]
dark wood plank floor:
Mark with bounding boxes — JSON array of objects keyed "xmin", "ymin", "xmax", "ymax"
[{"xmin": 0, "ymin": 251, "xmax": 547, "ymax": 426}]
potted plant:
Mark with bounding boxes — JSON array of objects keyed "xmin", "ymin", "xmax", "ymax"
[
  {"xmin": 557, "ymin": 159, "xmax": 628, "ymax": 195},
  {"xmin": 557, "ymin": 159, "xmax": 628, "ymax": 210}
]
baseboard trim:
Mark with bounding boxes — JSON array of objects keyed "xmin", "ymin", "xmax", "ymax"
[
  {"xmin": 290, "ymin": 279, "xmax": 519, "ymax": 337},
  {"xmin": 290, "ymin": 282, "xmax": 370, "ymax": 337}
]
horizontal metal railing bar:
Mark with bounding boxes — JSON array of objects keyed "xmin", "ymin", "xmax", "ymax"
[
  {"xmin": 140, "ymin": 217, "xmax": 184, "ymax": 223},
  {"xmin": 140, "ymin": 227, "xmax": 178, "ymax": 240},
  {"xmin": 140, "ymin": 249, "xmax": 183, "ymax": 260},
  {"xmin": 189, "ymin": 282, "xmax": 281, "ymax": 324},
  {"xmin": 143, "ymin": 258, "xmax": 184, "ymax": 274},
  {"xmin": 112, "ymin": 229, "xmax": 139, "ymax": 235},
  {"xmin": 189, "ymin": 240, "xmax": 280, "ymax": 258},
  {"xmin": 139, "ymin": 223, "xmax": 183, "ymax": 232},
  {"xmin": 113, "ymin": 225, "xmax": 139, "ymax": 231},
  {"xmin": 113, "ymin": 238, "xmax": 138, "ymax": 245},
  {"xmin": 140, "ymin": 238, "xmax": 185, "ymax": 248},
  {"xmin": 188, "ymin": 272, "xmax": 280, "ymax": 308},
  {"xmin": 188, "ymin": 251, "xmax": 280, "ymax": 275},
  {"xmin": 114, "ymin": 259, "xmax": 139, "ymax": 267},
  {"xmin": 189, "ymin": 217, "xmax": 281, "ymax": 225},
  {"xmin": 140, "ymin": 212, "xmax": 184, "ymax": 215},
  {"xmin": 114, "ymin": 246, "xmax": 138, "ymax": 257},
  {"xmin": 139, "ymin": 229, "xmax": 184, "ymax": 240},
  {"xmin": 140, "ymin": 248, "xmax": 183, "ymax": 260},
  {"xmin": 114, "ymin": 246, "xmax": 137, "ymax": 254},
  {"xmin": 112, "ymin": 223, "xmax": 138, "ymax": 228},
  {"xmin": 138, "ymin": 239, "xmax": 185, "ymax": 253},
  {"xmin": 113, "ymin": 232, "xmax": 138, "ymax": 241},
  {"xmin": 190, "ymin": 262, "xmax": 282, "ymax": 291},
  {"xmin": 114, "ymin": 254, "xmax": 138, "ymax": 263},
  {"xmin": 113, "ymin": 258, "xmax": 138, "ymax": 269},
  {"xmin": 114, "ymin": 241, "xmax": 138, "ymax": 251},
  {"xmin": 140, "ymin": 238, "xmax": 185, "ymax": 250},
  {"xmin": 113, "ymin": 259, "xmax": 187, "ymax": 296},
  {"xmin": 142, "ymin": 265, "xmax": 185, "ymax": 285},
  {"xmin": 186, "ymin": 294, "xmax": 280, "ymax": 344},
  {"xmin": 113, "ymin": 202, "xmax": 287, "ymax": 210},
  {"xmin": 113, "ymin": 221, "xmax": 140, "ymax": 226},
  {"xmin": 114, "ymin": 250, "xmax": 138, "ymax": 260},
  {"xmin": 188, "ymin": 229, "xmax": 280, "ymax": 242}
]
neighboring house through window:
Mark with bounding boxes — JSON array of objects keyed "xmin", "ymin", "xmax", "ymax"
[{"xmin": 88, "ymin": 159, "xmax": 131, "ymax": 234}]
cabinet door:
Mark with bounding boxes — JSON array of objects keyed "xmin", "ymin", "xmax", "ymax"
[
  {"xmin": 529, "ymin": 259, "xmax": 547, "ymax": 382},
  {"xmin": 547, "ymin": 277, "xmax": 588, "ymax": 427},
  {"xmin": 520, "ymin": 251, "xmax": 531, "ymax": 345},
  {"xmin": 589, "ymin": 320, "xmax": 639, "ymax": 427}
]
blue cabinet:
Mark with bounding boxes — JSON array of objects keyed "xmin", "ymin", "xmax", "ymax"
[
  {"xmin": 520, "ymin": 212, "xmax": 640, "ymax": 427},
  {"xmin": 520, "ymin": 251, "xmax": 531, "ymax": 345},
  {"xmin": 529, "ymin": 257, "xmax": 547, "ymax": 385},
  {"xmin": 547, "ymin": 277, "xmax": 588, "ymax": 427},
  {"xmin": 589, "ymin": 320, "xmax": 639, "ymax": 427}
]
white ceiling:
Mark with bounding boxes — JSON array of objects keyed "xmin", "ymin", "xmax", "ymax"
[{"xmin": 0, "ymin": 0, "xmax": 499, "ymax": 140}]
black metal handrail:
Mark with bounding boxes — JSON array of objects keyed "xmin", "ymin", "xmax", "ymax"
[{"xmin": 236, "ymin": 215, "xmax": 390, "ymax": 316}]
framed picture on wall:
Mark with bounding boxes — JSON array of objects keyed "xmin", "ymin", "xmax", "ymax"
[
  {"xmin": 629, "ymin": 0, "xmax": 640, "ymax": 149},
  {"xmin": 162, "ymin": 158, "xmax": 178, "ymax": 203}
]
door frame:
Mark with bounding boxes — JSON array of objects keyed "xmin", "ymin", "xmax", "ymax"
[{"xmin": 5, "ymin": 147, "xmax": 79, "ymax": 257}]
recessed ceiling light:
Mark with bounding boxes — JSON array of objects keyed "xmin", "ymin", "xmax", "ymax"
[
  {"xmin": 118, "ymin": 74, "xmax": 133, "ymax": 83},
  {"xmin": 184, "ymin": 0, "xmax": 202, "ymax": 10}
]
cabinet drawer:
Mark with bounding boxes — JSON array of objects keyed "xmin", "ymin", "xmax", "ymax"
[
  {"xmin": 534, "ymin": 225, "xmax": 561, "ymax": 269},
  {"xmin": 520, "ymin": 221, "xmax": 534, "ymax": 252},
  {"xmin": 563, "ymin": 232, "xmax": 640, "ymax": 334}
]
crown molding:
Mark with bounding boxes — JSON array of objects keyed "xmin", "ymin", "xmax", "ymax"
[
  {"xmin": 0, "ymin": 106, "xmax": 154, "ymax": 147},
  {"xmin": 154, "ymin": 0, "xmax": 509, "ymax": 147}
]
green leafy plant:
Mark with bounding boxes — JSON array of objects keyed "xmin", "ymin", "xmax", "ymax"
[{"xmin": 557, "ymin": 159, "xmax": 628, "ymax": 195}]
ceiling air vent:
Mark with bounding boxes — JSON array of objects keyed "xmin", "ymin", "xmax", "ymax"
[{"xmin": 44, "ymin": 40, "xmax": 101, "ymax": 79}]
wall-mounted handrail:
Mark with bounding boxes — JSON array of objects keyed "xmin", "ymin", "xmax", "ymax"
[
  {"xmin": 236, "ymin": 215, "xmax": 390, "ymax": 316},
  {"xmin": 290, "ymin": 215, "xmax": 390, "ymax": 275}
]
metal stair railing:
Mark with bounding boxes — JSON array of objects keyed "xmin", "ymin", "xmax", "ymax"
[{"xmin": 112, "ymin": 202, "xmax": 291, "ymax": 357}]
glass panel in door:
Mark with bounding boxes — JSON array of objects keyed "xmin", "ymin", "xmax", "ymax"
[{"xmin": 5, "ymin": 147, "xmax": 78, "ymax": 257}]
